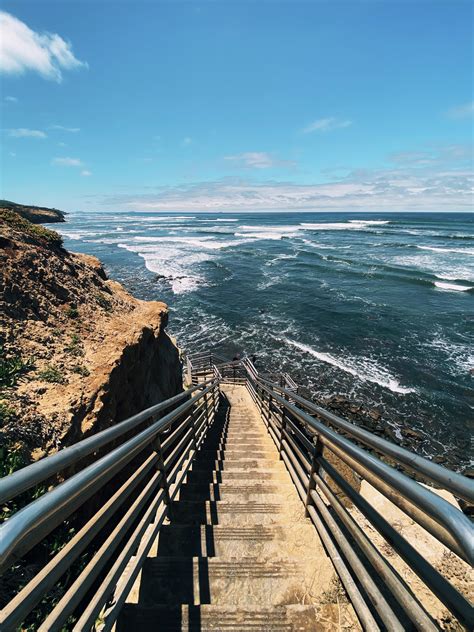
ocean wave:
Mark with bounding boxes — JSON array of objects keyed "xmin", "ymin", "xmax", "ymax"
[
  {"xmin": 129, "ymin": 235, "xmax": 248, "ymax": 250},
  {"xmin": 58, "ymin": 228, "xmax": 103, "ymax": 240},
  {"xmin": 300, "ymin": 221, "xmax": 388, "ymax": 230},
  {"xmin": 433, "ymin": 281, "xmax": 473, "ymax": 292},
  {"xmin": 234, "ymin": 231, "xmax": 294, "ymax": 240},
  {"xmin": 426, "ymin": 334, "xmax": 474, "ymax": 375},
  {"xmin": 282, "ymin": 338, "xmax": 416, "ymax": 394},
  {"xmin": 115, "ymin": 215, "xmax": 196, "ymax": 222},
  {"xmin": 417, "ymin": 246, "xmax": 474, "ymax": 256},
  {"xmin": 117, "ymin": 241, "xmax": 212, "ymax": 294},
  {"xmin": 348, "ymin": 220, "xmax": 391, "ymax": 225}
]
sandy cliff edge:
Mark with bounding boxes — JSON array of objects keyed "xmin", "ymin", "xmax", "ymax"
[{"xmin": 0, "ymin": 209, "xmax": 182, "ymax": 463}]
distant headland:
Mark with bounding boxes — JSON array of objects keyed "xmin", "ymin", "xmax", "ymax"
[{"xmin": 0, "ymin": 199, "xmax": 66, "ymax": 224}]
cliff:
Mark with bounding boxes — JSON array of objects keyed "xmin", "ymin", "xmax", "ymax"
[
  {"xmin": 0, "ymin": 209, "xmax": 182, "ymax": 465},
  {"xmin": 0, "ymin": 199, "xmax": 66, "ymax": 224}
]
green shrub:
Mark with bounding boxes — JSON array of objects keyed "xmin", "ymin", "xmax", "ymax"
[
  {"xmin": 65, "ymin": 334, "xmax": 84, "ymax": 356},
  {"xmin": 38, "ymin": 365, "xmax": 66, "ymax": 384},
  {"xmin": 0, "ymin": 401, "xmax": 16, "ymax": 427},
  {"xmin": 0, "ymin": 209, "xmax": 63, "ymax": 246},
  {"xmin": 65, "ymin": 306, "xmax": 79, "ymax": 319},
  {"xmin": 72, "ymin": 364, "xmax": 90, "ymax": 377},
  {"xmin": 95, "ymin": 293, "xmax": 112, "ymax": 312},
  {"xmin": 0, "ymin": 346, "xmax": 34, "ymax": 389}
]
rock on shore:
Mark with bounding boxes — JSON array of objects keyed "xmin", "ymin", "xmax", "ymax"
[{"xmin": 0, "ymin": 208, "xmax": 182, "ymax": 462}]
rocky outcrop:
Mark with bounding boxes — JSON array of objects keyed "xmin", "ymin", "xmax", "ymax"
[
  {"xmin": 0, "ymin": 199, "xmax": 65, "ymax": 224},
  {"xmin": 0, "ymin": 210, "xmax": 182, "ymax": 462}
]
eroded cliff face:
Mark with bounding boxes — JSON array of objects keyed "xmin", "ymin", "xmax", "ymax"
[{"xmin": 0, "ymin": 210, "xmax": 182, "ymax": 462}]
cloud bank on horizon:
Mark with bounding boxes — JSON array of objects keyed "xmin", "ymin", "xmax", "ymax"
[{"xmin": 0, "ymin": 4, "xmax": 472, "ymax": 212}]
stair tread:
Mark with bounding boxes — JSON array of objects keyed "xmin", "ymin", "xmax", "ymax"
[
  {"xmin": 157, "ymin": 524, "xmax": 319, "ymax": 557},
  {"xmin": 117, "ymin": 604, "xmax": 333, "ymax": 632},
  {"xmin": 169, "ymin": 499, "xmax": 306, "ymax": 525},
  {"xmin": 139, "ymin": 556, "xmax": 332, "ymax": 607}
]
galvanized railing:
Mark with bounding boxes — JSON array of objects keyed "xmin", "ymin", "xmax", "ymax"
[
  {"xmin": 2, "ymin": 348, "xmax": 473, "ymax": 631},
  {"xmin": 0, "ymin": 379, "xmax": 220, "ymax": 631},
  {"xmin": 219, "ymin": 358, "xmax": 474, "ymax": 631}
]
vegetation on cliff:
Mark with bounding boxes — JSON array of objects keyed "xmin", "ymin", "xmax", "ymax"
[
  {"xmin": 0, "ymin": 199, "xmax": 66, "ymax": 224},
  {"xmin": 0, "ymin": 209, "xmax": 182, "ymax": 468}
]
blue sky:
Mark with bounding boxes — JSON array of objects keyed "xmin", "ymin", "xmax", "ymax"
[{"xmin": 0, "ymin": 1, "xmax": 472, "ymax": 212}]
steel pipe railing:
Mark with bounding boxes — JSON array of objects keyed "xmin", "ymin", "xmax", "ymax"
[
  {"xmin": 247, "ymin": 372, "xmax": 473, "ymax": 630},
  {"xmin": 0, "ymin": 380, "xmax": 213, "ymax": 506},
  {"xmin": 259, "ymin": 377, "xmax": 474, "ymax": 504},
  {"xmin": 0, "ymin": 379, "xmax": 220, "ymax": 631}
]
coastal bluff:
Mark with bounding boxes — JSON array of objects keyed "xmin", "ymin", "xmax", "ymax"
[
  {"xmin": 0, "ymin": 207, "xmax": 182, "ymax": 464},
  {"xmin": 0, "ymin": 199, "xmax": 66, "ymax": 224}
]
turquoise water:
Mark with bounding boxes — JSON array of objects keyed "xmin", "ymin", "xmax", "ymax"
[{"xmin": 55, "ymin": 212, "xmax": 473, "ymax": 469}]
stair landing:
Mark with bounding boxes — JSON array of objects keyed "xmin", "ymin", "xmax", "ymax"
[{"xmin": 117, "ymin": 384, "xmax": 359, "ymax": 631}]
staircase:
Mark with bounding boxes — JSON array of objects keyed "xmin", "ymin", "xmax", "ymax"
[
  {"xmin": 117, "ymin": 384, "xmax": 357, "ymax": 631},
  {"xmin": 1, "ymin": 355, "xmax": 472, "ymax": 631}
]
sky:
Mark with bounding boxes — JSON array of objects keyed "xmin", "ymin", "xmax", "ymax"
[{"xmin": 0, "ymin": 0, "xmax": 472, "ymax": 213}]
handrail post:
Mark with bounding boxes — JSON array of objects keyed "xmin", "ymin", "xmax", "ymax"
[
  {"xmin": 305, "ymin": 434, "xmax": 323, "ymax": 517},
  {"xmin": 278, "ymin": 393, "xmax": 288, "ymax": 459},
  {"xmin": 154, "ymin": 434, "xmax": 172, "ymax": 510}
]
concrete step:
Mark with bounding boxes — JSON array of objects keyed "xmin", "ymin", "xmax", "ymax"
[
  {"xmin": 185, "ymin": 470, "xmax": 289, "ymax": 485},
  {"xmin": 190, "ymin": 458, "xmax": 284, "ymax": 473},
  {"xmin": 156, "ymin": 524, "xmax": 318, "ymax": 557},
  {"xmin": 197, "ymin": 448, "xmax": 276, "ymax": 460},
  {"xmin": 139, "ymin": 557, "xmax": 324, "ymax": 607},
  {"xmin": 168, "ymin": 500, "xmax": 305, "ymax": 525},
  {"xmin": 178, "ymin": 482, "xmax": 294, "ymax": 502},
  {"xmin": 117, "ymin": 604, "xmax": 324, "ymax": 631}
]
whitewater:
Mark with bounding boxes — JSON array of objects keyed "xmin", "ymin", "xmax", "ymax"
[{"xmin": 55, "ymin": 211, "xmax": 473, "ymax": 469}]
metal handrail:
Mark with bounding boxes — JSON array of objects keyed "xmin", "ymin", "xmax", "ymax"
[
  {"xmin": 0, "ymin": 380, "xmax": 213, "ymax": 505},
  {"xmin": 259, "ymin": 377, "xmax": 474, "ymax": 504},
  {"xmin": 255, "ymin": 377, "xmax": 473, "ymax": 564},
  {"xmin": 0, "ymin": 378, "xmax": 219, "ymax": 631},
  {"xmin": 246, "ymin": 373, "xmax": 473, "ymax": 629}
]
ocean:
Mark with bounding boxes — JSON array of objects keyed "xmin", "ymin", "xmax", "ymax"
[{"xmin": 54, "ymin": 211, "xmax": 473, "ymax": 470}]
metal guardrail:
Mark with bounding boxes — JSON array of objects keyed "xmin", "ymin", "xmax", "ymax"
[
  {"xmin": 2, "ymin": 348, "xmax": 473, "ymax": 631},
  {"xmin": 218, "ymin": 358, "xmax": 474, "ymax": 631},
  {"xmin": 0, "ymin": 379, "xmax": 220, "ymax": 631}
]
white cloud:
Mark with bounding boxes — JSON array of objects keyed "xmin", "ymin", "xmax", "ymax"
[
  {"xmin": 81, "ymin": 169, "xmax": 92, "ymax": 176},
  {"xmin": 101, "ymin": 144, "xmax": 472, "ymax": 212},
  {"xmin": 0, "ymin": 11, "xmax": 87, "ymax": 82},
  {"xmin": 50, "ymin": 125, "xmax": 80, "ymax": 132},
  {"xmin": 224, "ymin": 152, "xmax": 295, "ymax": 169},
  {"xmin": 446, "ymin": 101, "xmax": 474, "ymax": 119},
  {"xmin": 8, "ymin": 128, "xmax": 46, "ymax": 138},
  {"xmin": 4, "ymin": 95, "xmax": 18, "ymax": 102},
  {"xmin": 52, "ymin": 157, "xmax": 83, "ymax": 167},
  {"xmin": 303, "ymin": 117, "xmax": 352, "ymax": 133}
]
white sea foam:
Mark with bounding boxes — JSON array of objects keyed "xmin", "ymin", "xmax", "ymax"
[
  {"xmin": 130, "ymin": 235, "xmax": 247, "ymax": 250},
  {"xmin": 215, "ymin": 218, "xmax": 238, "ymax": 222},
  {"xmin": 300, "ymin": 221, "xmax": 387, "ymax": 230},
  {"xmin": 57, "ymin": 229, "xmax": 99, "ymax": 240},
  {"xmin": 348, "ymin": 220, "xmax": 391, "ymax": 225},
  {"xmin": 117, "ymin": 241, "xmax": 212, "ymax": 294},
  {"xmin": 427, "ymin": 334, "xmax": 474, "ymax": 375},
  {"xmin": 433, "ymin": 281, "xmax": 473, "ymax": 292},
  {"xmin": 282, "ymin": 338, "xmax": 416, "ymax": 394},
  {"xmin": 417, "ymin": 246, "xmax": 474, "ymax": 256},
  {"xmin": 234, "ymin": 231, "xmax": 293, "ymax": 240}
]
